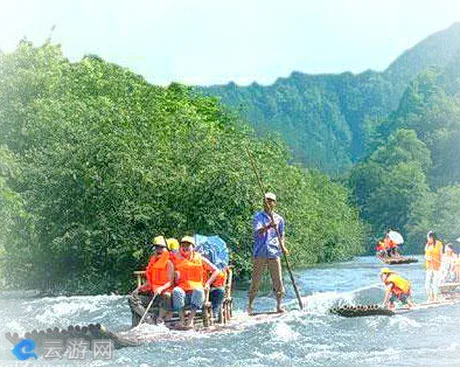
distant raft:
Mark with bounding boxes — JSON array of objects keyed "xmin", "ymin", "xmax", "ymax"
[{"xmin": 378, "ymin": 256, "xmax": 418, "ymax": 265}]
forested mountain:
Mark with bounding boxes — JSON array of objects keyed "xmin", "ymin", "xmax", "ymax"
[
  {"xmin": 199, "ymin": 23, "xmax": 460, "ymax": 252},
  {"xmin": 352, "ymin": 49, "xmax": 460, "ymax": 252},
  {"xmin": 384, "ymin": 22, "xmax": 460, "ymax": 95},
  {"xmin": 200, "ymin": 23, "xmax": 460, "ymax": 175}
]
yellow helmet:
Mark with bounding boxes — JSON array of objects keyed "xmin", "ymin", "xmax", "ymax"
[
  {"xmin": 379, "ymin": 267, "xmax": 395, "ymax": 275},
  {"xmin": 180, "ymin": 236, "xmax": 195, "ymax": 247},
  {"xmin": 167, "ymin": 238, "xmax": 179, "ymax": 251},
  {"xmin": 151, "ymin": 236, "xmax": 167, "ymax": 248}
]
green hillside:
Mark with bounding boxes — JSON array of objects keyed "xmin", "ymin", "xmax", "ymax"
[
  {"xmin": 349, "ymin": 48, "xmax": 460, "ymax": 252},
  {"xmin": 199, "ymin": 23, "xmax": 460, "ymax": 175}
]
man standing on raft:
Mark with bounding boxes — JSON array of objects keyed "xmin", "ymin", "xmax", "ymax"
[{"xmin": 247, "ymin": 192, "xmax": 289, "ymax": 314}]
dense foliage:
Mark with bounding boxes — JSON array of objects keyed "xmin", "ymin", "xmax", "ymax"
[
  {"xmin": 200, "ymin": 71, "xmax": 394, "ymax": 175},
  {"xmin": 0, "ymin": 42, "xmax": 364, "ymax": 294},
  {"xmin": 407, "ymin": 185, "xmax": 460, "ymax": 247},
  {"xmin": 348, "ymin": 129, "xmax": 431, "ymax": 252}
]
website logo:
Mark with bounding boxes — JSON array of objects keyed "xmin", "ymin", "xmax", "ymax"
[{"xmin": 12, "ymin": 339, "xmax": 38, "ymax": 360}]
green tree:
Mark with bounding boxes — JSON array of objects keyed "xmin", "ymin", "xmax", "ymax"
[
  {"xmin": 0, "ymin": 42, "xmax": 364, "ymax": 294},
  {"xmin": 349, "ymin": 129, "xmax": 431, "ymax": 251},
  {"xmin": 408, "ymin": 185, "xmax": 460, "ymax": 251}
]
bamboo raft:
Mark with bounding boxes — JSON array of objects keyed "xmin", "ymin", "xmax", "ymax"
[
  {"xmin": 377, "ymin": 256, "xmax": 418, "ymax": 265},
  {"xmin": 330, "ymin": 304, "xmax": 395, "ymax": 317},
  {"xmin": 5, "ymin": 268, "xmax": 235, "ymax": 350},
  {"xmin": 4, "ymin": 323, "xmax": 139, "ymax": 350},
  {"xmin": 331, "ymin": 294, "xmax": 460, "ymax": 318},
  {"xmin": 439, "ymin": 282, "xmax": 460, "ymax": 293}
]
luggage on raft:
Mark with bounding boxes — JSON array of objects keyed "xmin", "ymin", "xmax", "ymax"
[{"xmin": 195, "ymin": 234, "xmax": 229, "ymax": 270}]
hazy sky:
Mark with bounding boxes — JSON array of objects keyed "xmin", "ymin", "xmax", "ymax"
[{"xmin": 0, "ymin": 0, "xmax": 459, "ymax": 86}]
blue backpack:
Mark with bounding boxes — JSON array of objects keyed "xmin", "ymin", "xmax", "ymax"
[{"xmin": 194, "ymin": 234, "xmax": 229, "ymax": 271}]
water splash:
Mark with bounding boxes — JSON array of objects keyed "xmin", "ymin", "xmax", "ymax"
[
  {"xmin": 271, "ymin": 321, "xmax": 300, "ymax": 342},
  {"xmin": 389, "ymin": 315, "xmax": 422, "ymax": 329},
  {"xmin": 292, "ymin": 283, "xmax": 383, "ymax": 315}
]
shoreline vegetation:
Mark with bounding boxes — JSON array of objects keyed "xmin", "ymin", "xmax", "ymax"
[{"xmin": 0, "ymin": 42, "xmax": 364, "ymax": 295}]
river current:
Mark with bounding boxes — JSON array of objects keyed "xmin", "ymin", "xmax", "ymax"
[{"xmin": 1, "ymin": 256, "xmax": 459, "ymax": 366}]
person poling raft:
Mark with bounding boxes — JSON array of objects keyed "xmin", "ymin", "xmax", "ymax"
[
  {"xmin": 246, "ymin": 148, "xmax": 304, "ymax": 314},
  {"xmin": 247, "ymin": 192, "xmax": 288, "ymax": 315}
]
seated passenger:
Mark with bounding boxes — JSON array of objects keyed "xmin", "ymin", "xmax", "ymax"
[
  {"xmin": 384, "ymin": 234, "xmax": 399, "ymax": 258},
  {"xmin": 167, "ymin": 237, "xmax": 180, "ymax": 255},
  {"xmin": 376, "ymin": 239, "xmax": 388, "ymax": 258},
  {"xmin": 204, "ymin": 267, "xmax": 227, "ymax": 322},
  {"xmin": 380, "ymin": 268, "xmax": 414, "ymax": 310},
  {"xmin": 128, "ymin": 236, "xmax": 174, "ymax": 327},
  {"xmin": 172, "ymin": 236, "xmax": 220, "ymax": 328},
  {"xmin": 455, "ymin": 250, "xmax": 460, "ymax": 283},
  {"xmin": 440, "ymin": 243, "xmax": 457, "ymax": 284}
]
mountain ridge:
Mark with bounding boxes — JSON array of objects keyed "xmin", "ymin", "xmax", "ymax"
[{"xmin": 198, "ymin": 23, "xmax": 460, "ymax": 174}]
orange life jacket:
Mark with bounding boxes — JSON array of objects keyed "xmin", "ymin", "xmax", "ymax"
[
  {"xmin": 203, "ymin": 269, "xmax": 227, "ymax": 288},
  {"xmin": 145, "ymin": 251, "xmax": 172, "ymax": 293},
  {"xmin": 376, "ymin": 241, "xmax": 386, "ymax": 252},
  {"xmin": 425, "ymin": 240, "xmax": 442, "ymax": 271},
  {"xmin": 168, "ymin": 252, "xmax": 177, "ymax": 262},
  {"xmin": 384, "ymin": 238, "xmax": 397, "ymax": 249},
  {"xmin": 174, "ymin": 252, "xmax": 204, "ymax": 291},
  {"xmin": 385, "ymin": 274, "xmax": 411, "ymax": 296}
]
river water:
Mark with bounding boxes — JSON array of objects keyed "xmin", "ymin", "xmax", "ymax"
[{"xmin": 1, "ymin": 256, "xmax": 459, "ymax": 366}]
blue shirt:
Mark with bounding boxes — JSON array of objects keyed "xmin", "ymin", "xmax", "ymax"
[{"xmin": 253, "ymin": 211, "xmax": 285, "ymax": 259}]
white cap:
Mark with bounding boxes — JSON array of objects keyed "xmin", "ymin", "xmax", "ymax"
[{"xmin": 264, "ymin": 192, "xmax": 277, "ymax": 201}]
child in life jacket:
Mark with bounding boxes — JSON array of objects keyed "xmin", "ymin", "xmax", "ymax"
[{"xmin": 380, "ymin": 268, "xmax": 414, "ymax": 310}]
